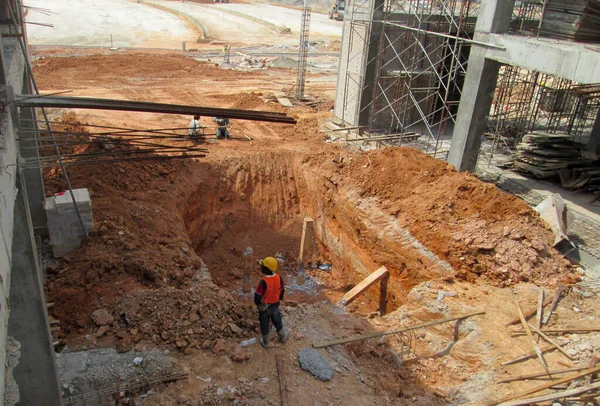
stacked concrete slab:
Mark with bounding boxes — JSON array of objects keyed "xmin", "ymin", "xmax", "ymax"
[{"xmin": 45, "ymin": 188, "xmax": 93, "ymax": 258}]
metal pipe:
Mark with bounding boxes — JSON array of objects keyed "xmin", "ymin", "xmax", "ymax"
[{"xmin": 14, "ymin": 95, "xmax": 297, "ymax": 124}]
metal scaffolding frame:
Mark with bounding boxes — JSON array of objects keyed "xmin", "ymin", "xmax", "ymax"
[
  {"xmin": 338, "ymin": 0, "xmax": 480, "ymax": 155},
  {"xmin": 483, "ymin": 65, "xmax": 600, "ymax": 166}
]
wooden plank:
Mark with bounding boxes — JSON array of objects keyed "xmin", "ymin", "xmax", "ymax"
[
  {"xmin": 341, "ymin": 267, "xmax": 389, "ymax": 306},
  {"xmin": 488, "ymin": 365, "xmax": 600, "ymax": 406},
  {"xmin": 501, "ymin": 345, "xmax": 556, "ymax": 366},
  {"xmin": 497, "ymin": 367, "xmax": 590, "ymax": 384},
  {"xmin": 511, "ymin": 328, "xmax": 600, "ymax": 335},
  {"xmin": 542, "ymin": 285, "xmax": 564, "ymax": 325},
  {"xmin": 506, "ymin": 295, "xmax": 553, "ymax": 327},
  {"xmin": 580, "ymin": 355, "xmax": 598, "ymax": 406},
  {"xmin": 298, "ymin": 217, "xmax": 314, "ymax": 262},
  {"xmin": 497, "ymin": 380, "xmax": 600, "ymax": 406},
  {"xmin": 527, "ymin": 322, "xmax": 573, "ymax": 360},
  {"xmin": 313, "ymin": 311, "xmax": 485, "ymax": 349},
  {"xmin": 516, "ymin": 301, "xmax": 550, "ymax": 375},
  {"xmin": 276, "ymin": 354, "xmax": 289, "ymax": 406}
]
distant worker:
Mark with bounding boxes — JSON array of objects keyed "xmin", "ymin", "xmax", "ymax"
[
  {"xmin": 254, "ymin": 257, "xmax": 288, "ymax": 348},
  {"xmin": 212, "ymin": 117, "xmax": 231, "ymax": 139},
  {"xmin": 188, "ymin": 115, "xmax": 202, "ymax": 139}
]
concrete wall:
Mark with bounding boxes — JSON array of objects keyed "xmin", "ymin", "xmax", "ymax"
[{"xmin": 0, "ymin": 1, "xmax": 63, "ymax": 404}]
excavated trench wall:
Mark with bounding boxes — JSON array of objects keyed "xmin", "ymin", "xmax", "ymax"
[{"xmin": 182, "ymin": 152, "xmax": 454, "ymax": 310}]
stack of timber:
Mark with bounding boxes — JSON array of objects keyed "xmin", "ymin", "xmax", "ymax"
[
  {"xmin": 512, "ymin": 131, "xmax": 600, "ymax": 192},
  {"xmin": 540, "ymin": 0, "xmax": 600, "ymax": 42}
]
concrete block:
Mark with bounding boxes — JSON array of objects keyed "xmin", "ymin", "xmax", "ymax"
[{"xmin": 45, "ymin": 188, "xmax": 93, "ymax": 258}]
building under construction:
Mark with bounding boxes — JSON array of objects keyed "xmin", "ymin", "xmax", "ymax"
[{"xmin": 333, "ymin": 0, "xmax": 600, "ymax": 174}]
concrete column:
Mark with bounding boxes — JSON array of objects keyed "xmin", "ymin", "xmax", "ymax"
[
  {"xmin": 7, "ymin": 170, "xmax": 62, "ymax": 406},
  {"xmin": 447, "ymin": 0, "xmax": 516, "ymax": 172},
  {"xmin": 447, "ymin": 50, "xmax": 501, "ymax": 171},
  {"xmin": 584, "ymin": 109, "xmax": 600, "ymax": 158},
  {"xmin": 16, "ymin": 79, "xmax": 48, "ymax": 236},
  {"xmin": 357, "ymin": 0, "xmax": 385, "ymax": 130}
]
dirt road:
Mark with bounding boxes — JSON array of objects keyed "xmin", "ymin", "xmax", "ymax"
[
  {"xmin": 26, "ymin": 0, "xmax": 341, "ymax": 49},
  {"xmin": 25, "ymin": 0, "xmax": 197, "ymax": 48}
]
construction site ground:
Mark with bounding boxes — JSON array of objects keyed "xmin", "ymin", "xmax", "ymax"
[{"xmin": 29, "ymin": 3, "xmax": 600, "ymax": 405}]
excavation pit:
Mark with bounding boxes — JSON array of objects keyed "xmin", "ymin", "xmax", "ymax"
[{"xmin": 180, "ymin": 152, "xmax": 450, "ymax": 313}]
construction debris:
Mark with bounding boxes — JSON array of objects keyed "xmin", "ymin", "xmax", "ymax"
[{"xmin": 540, "ymin": 0, "xmax": 600, "ymax": 42}]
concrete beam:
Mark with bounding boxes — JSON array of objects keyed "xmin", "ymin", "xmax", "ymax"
[
  {"xmin": 7, "ymin": 171, "xmax": 62, "ymax": 406},
  {"xmin": 480, "ymin": 33, "xmax": 600, "ymax": 85}
]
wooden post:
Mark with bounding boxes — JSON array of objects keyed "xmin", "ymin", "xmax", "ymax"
[
  {"xmin": 379, "ymin": 273, "xmax": 390, "ymax": 316},
  {"xmin": 298, "ymin": 217, "xmax": 314, "ymax": 262}
]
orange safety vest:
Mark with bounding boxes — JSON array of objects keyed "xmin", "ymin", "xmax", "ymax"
[{"xmin": 261, "ymin": 274, "xmax": 282, "ymax": 304}]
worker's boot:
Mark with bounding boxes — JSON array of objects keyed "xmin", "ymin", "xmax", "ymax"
[
  {"xmin": 278, "ymin": 328, "xmax": 289, "ymax": 344},
  {"xmin": 259, "ymin": 334, "xmax": 269, "ymax": 348}
]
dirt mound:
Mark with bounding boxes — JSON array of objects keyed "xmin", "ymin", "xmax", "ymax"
[
  {"xmin": 115, "ymin": 284, "xmax": 256, "ymax": 352},
  {"xmin": 328, "ymin": 147, "xmax": 576, "ymax": 286}
]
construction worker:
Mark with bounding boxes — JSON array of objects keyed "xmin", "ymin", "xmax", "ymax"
[
  {"xmin": 254, "ymin": 256, "xmax": 288, "ymax": 348},
  {"xmin": 188, "ymin": 114, "xmax": 202, "ymax": 139},
  {"xmin": 212, "ymin": 117, "xmax": 231, "ymax": 139}
]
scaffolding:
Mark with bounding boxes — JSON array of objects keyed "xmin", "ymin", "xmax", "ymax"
[
  {"xmin": 336, "ymin": 0, "xmax": 480, "ymax": 155},
  {"xmin": 483, "ymin": 66, "xmax": 600, "ymax": 165}
]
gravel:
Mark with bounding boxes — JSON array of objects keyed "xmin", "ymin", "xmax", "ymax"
[{"xmin": 298, "ymin": 348, "xmax": 334, "ymax": 381}]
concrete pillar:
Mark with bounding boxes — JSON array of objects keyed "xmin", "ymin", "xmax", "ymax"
[
  {"xmin": 357, "ymin": 0, "xmax": 385, "ymax": 130},
  {"xmin": 7, "ymin": 170, "xmax": 62, "ymax": 406},
  {"xmin": 584, "ymin": 109, "xmax": 600, "ymax": 158},
  {"xmin": 447, "ymin": 49, "xmax": 501, "ymax": 171},
  {"xmin": 447, "ymin": 0, "xmax": 516, "ymax": 172},
  {"xmin": 16, "ymin": 81, "xmax": 48, "ymax": 236}
]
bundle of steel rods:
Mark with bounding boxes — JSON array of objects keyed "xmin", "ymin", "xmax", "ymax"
[{"xmin": 18, "ymin": 121, "xmax": 209, "ymax": 169}]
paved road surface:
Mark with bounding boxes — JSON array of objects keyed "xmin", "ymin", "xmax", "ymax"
[{"xmin": 26, "ymin": 0, "xmax": 196, "ymax": 48}]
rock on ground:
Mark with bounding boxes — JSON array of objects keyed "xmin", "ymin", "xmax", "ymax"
[
  {"xmin": 91, "ymin": 308, "xmax": 114, "ymax": 326},
  {"xmin": 298, "ymin": 348, "xmax": 334, "ymax": 381}
]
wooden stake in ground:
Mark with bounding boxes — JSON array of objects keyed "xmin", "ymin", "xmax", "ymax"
[
  {"xmin": 516, "ymin": 301, "xmax": 550, "ymax": 375},
  {"xmin": 542, "ymin": 285, "xmax": 564, "ymax": 325},
  {"xmin": 313, "ymin": 311, "xmax": 485, "ymax": 348},
  {"xmin": 488, "ymin": 365, "xmax": 600, "ymax": 405},
  {"xmin": 536, "ymin": 289, "xmax": 544, "ymax": 343},
  {"xmin": 341, "ymin": 266, "xmax": 389, "ymax": 306},
  {"xmin": 276, "ymin": 354, "xmax": 289, "ymax": 406},
  {"xmin": 379, "ymin": 273, "xmax": 390, "ymax": 316}
]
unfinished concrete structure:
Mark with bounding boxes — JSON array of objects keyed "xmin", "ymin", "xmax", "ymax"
[
  {"xmin": 0, "ymin": 0, "xmax": 63, "ymax": 404},
  {"xmin": 333, "ymin": 0, "xmax": 600, "ymax": 171}
]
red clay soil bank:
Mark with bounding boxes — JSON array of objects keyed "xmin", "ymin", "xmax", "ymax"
[{"xmin": 312, "ymin": 147, "xmax": 577, "ymax": 287}]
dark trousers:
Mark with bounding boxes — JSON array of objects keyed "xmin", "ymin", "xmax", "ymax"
[{"xmin": 258, "ymin": 302, "xmax": 283, "ymax": 335}]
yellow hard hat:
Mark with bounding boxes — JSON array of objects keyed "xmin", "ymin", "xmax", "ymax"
[{"xmin": 259, "ymin": 257, "xmax": 278, "ymax": 272}]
